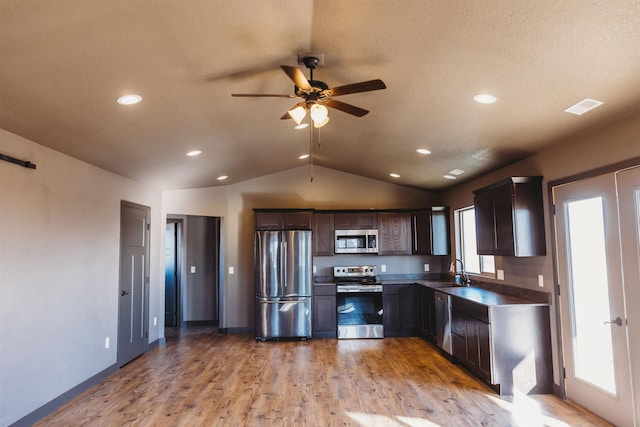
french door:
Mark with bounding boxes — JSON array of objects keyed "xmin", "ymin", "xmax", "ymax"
[{"xmin": 553, "ymin": 168, "xmax": 639, "ymax": 426}]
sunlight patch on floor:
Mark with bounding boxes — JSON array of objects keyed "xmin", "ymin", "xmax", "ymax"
[
  {"xmin": 347, "ymin": 412, "xmax": 440, "ymax": 426},
  {"xmin": 485, "ymin": 391, "xmax": 572, "ymax": 427}
]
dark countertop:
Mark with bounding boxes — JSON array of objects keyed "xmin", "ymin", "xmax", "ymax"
[
  {"xmin": 386, "ymin": 279, "xmax": 548, "ymax": 307},
  {"xmin": 435, "ymin": 286, "xmax": 547, "ymax": 307},
  {"xmin": 314, "ymin": 279, "xmax": 548, "ymax": 307}
]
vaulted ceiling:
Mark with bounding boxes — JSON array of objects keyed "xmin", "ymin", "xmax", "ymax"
[{"xmin": 2, "ymin": 1, "xmax": 640, "ymax": 191}]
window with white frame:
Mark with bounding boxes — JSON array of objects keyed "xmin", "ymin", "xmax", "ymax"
[{"xmin": 456, "ymin": 206, "xmax": 495, "ymax": 276}]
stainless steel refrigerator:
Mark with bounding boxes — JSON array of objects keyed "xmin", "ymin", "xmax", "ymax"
[{"xmin": 255, "ymin": 229, "xmax": 312, "ymax": 340}]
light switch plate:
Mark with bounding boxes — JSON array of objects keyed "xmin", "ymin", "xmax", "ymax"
[
  {"xmin": 105, "ymin": 337, "xmax": 110, "ymax": 349},
  {"xmin": 229, "ymin": 266, "xmax": 235, "ymax": 274},
  {"xmin": 190, "ymin": 266, "xmax": 196, "ymax": 273},
  {"xmin": 381, "ymin": 264, "xmax": 387, "ymax": 273},
  {"xmin": 424, "ymin": 264, "xmax": 430, "ymax": 272},
  {"xmin": 497, "ymin": 269, "xmax": 505, "ymax": 280},
  {"xmin": 313, "ymin": 265, "xmax": 317, "ymax": 274},
  {"xmin": 538, "ymin": 274, "xmax": 544, "ymax": 287}
]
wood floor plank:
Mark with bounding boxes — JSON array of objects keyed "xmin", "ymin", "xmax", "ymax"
[{"xmin": 35, "ymin": 327, "xmax": 613, "ymax": 426}]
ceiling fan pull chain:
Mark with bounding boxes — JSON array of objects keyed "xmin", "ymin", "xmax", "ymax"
[{"xmin": 309, "ymin": 123, "xmax": 314, "ymax": 183}]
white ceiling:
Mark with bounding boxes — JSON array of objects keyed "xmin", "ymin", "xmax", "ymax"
[{"xmin": 2, "ymin": 0, "xmax": 640, "ymax": 191}]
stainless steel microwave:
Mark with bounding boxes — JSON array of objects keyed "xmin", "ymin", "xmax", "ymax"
[{"xmin": 335, "ymin": 229, "xmax": 378, "ymax": 254}]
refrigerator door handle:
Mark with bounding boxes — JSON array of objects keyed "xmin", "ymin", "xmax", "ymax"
[
  {"xmin": 261, "ymin": 300, "xmax": 306, "ymax": 304},
  {"xmin": 281, "ymin": 240, "xmax": 287, "ymax": 296}
]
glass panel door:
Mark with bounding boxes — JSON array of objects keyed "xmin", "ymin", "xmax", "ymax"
[
  {"xmin": 553, "ymin": 173, "xmax": 633, "ymax": 427},
  {"xmin": 615, "ymin": 165, "xmax": 640, "ymax": 426}
]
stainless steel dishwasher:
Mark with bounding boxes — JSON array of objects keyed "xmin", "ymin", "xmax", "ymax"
[{"xmin": 434, "ymin": 291, "xmax": 452, "ymax": 355}]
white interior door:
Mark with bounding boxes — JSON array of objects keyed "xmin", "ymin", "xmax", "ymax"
[
  {"xmin": 616, "ymin": 165, "xmax": 640, "ymax": 425},
  {"xmin": 553, "ymin": 173, "xmax": 635, "ymax": 426}
]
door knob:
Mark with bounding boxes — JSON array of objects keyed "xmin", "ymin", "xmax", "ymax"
[{"xmin": 604, "ymin": 317, "xmax": 622, "ymax": 326}]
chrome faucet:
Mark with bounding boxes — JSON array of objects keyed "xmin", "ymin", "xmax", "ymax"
[{"xmin": 454, "ymin": 258, "xmax": 470, "ymax": 286}]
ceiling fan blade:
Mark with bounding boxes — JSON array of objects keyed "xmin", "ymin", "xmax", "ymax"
[
  {"xmin": 280, "ymin": 66, "xmax": 312, "ymax": 91},
  {"xmin": 323, "ymin": 99, "xmax": 369, "ymax": 117},
  {"xmin": 231, "ymin": 93, "xmax": 297, "ymax": 98},
  {"xmin": 323, "ymin": 79, "xmax": 386, "ymax": 97}
]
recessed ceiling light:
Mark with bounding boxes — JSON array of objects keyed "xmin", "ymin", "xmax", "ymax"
[
  {"xmin": 186, "ymin": 150, "xmax": 202, "ymax": 157},
  {"xmin": 389, "ymin": 173, "xmax": 401, "ymax": 178},
  {"xmin": 449, "ymin": 169, "xmax": 465, "ymax": 176},
  {"xmin": 443, "ymin": 175, "xmax": 457, "ymax": 180},
  {"xmin": 564, "ymin": 98, "xmax": 603, "ymax": 115},
  {"xmin": 117, "ymin": 94, "xmax": 142, "ymax": 105},
  {"xmin": 473, "ymin": 93, "xmax": 497, "ymax": 104},
  {"xmin": 298, "ymin": 154, "xmax": 309, "ymax": 160},
  {"xmin": 295, "ymin": 123, "xmax": 309, "ymax": 130},
  {"xmin": 217, "ymin": 175, "xmax": 228, "ymax": 181},
  {"xmin": 416, "ymin": 148, "xmax": 432, "ymax": 155}
]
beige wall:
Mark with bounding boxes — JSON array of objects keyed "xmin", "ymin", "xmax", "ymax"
[
  {"xmin": 163, "ymin": 165, "xmax": 441, "ymax": 329},
  {"xmin": 442, "ymin": 109, "xmax": 640, "ymax": 386},
  {"xmin": 0, "ymin": 129, "xmax": 162, "ymax": 426}
]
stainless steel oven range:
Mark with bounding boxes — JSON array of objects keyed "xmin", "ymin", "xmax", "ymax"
[{"xmin": 334, "ymin": 265, "xmax": 383, "ymax": 339}]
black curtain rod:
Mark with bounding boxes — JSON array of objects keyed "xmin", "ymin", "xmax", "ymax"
[{"xmin": 0, "ymin": 153, "xmax": 36, "ymax": 169}]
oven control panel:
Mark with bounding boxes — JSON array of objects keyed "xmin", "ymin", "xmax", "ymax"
[{"xmin": 333, "ymin": 265, "xmax": 377, "ymax": 278}]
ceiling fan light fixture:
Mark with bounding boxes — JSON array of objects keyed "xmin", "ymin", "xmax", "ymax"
[
  {"xmin": 313, "ymin": 115, "xmax": 330, "ymax": 128},
  {"xmin": 310, "ymin": 103, "xmax": 328, "ymax": 122},
  {"xmin": 288, "ymin": 105, "xmax": 307, "ymax": 125}
]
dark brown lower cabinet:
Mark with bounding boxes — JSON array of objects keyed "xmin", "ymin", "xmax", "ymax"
[
  {"xmin": 383, "ymin": 284, "xmax": 417, "ymax": 337},
  {"xmin": 416, "ymin": 285, "xmax": 436, "ymax": 344},
  {"xmin": 312, "ymin": 285, "xmax": 336, "ymax": 338},
  {"xmin": 451, "ymin": 296, "xmax": 552, "ymax": 395}
]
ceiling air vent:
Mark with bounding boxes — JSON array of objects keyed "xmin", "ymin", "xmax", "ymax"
[{"xmin": 564, "ymin": 98, "xmax": 603, "ymax": 116}]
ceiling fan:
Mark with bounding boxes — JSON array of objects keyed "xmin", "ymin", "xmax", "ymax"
[{"xmin": 231, "ymin": 54, "xmax": 386, "ymax": 128}]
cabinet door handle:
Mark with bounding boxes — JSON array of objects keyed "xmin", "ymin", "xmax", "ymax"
[
  {"xmin": 121, "ymin": 290, "xmax": 130, "ymax": 296},
  {"xmin": 603, "ymin": 317, "xmax": 622, "ymax": 326}
]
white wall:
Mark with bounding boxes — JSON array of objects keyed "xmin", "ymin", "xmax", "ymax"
[
  {"xmin": 0, "ymin": 129, "xmax": 162, "ymax": 426},
  {"xmin": 163, "ymin": 165, "xmax": 441, "ymax": 330},
  {"xmin": 442, "ymin": 109, "xmax": 640, "ymax": 387}
]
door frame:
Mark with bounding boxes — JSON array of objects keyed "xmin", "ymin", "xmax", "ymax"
[
  {"xmin": 548, "ymin": 156, "xmax": 640, "ymax": 397},
  {"xmin": 548, "ymin": 157, "xmax": 640, "ymax": 401}
]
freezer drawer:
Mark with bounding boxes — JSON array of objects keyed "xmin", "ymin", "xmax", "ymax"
[{"xmin": 255, "ymin": 298, "xmax": 312, "ymax": 340}]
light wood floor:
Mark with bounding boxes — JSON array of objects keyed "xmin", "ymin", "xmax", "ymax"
[{"xmin": 36, "ymin": 326, "xmax": 612, "ymax": 427}]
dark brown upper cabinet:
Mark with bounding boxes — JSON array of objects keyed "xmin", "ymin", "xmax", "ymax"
[
  {"xmin": 473, "ymin": 177, "xmax": 546, "ymax": 257},
  {"xmin": 411, "ymin": 207, "xmax": 450, "ymax": 256},
  {"xmin": 378, "ymin": 212, "xmax": 412, "ymax": 255},
  {"xmin": 312, "ymin": 212, "xmax": 335, "ymax": 256},
  {"xmin": 333, "ymin": 211, "xmax": 377, "ymax": 229},
  {"xmin": 255, "ymin": 209, "xmax": 313, "ymax": 230}
]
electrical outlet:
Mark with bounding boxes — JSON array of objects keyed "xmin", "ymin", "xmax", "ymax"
[
  {"xmin": 229, "ymin": 266, "xmax": 235, "ymax": 274},
  {"xmin": 497, "ymin": 269, "xmax": 505, "ymax": 280},
  {"xmin": 538, "ymin": 274, "xmax": 544, "ymax": 287},
  {"xmin": 313, "ymin": 265, "xmax": 317, "ymax": 274},
  {"xmin": 190, "ymin": 266, "xmax": 196, "ymax": 273},
  {"xmin": 153, "ymin": 316, "xmax": 157, "ymax": 326},
  {"xmin": 105, "ymin": 337, "xmax": 110, "ymax": 349},
  {"xmin": 424, "ymin": 263, "xmax": 430, "ymax": 272},
  {"xmin": 381, "ymin": 264, "xmax": 387, "ymax": 273}
]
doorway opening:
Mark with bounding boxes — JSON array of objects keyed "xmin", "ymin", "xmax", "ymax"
[{"xmin": 165, "ymin": 215, "xmax": 221, "ymax": 331}]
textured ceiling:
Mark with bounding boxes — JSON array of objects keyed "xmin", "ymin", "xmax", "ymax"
[{"xmin": 2, "ymin": 0, "xmax": 640, "ymax": 191}]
